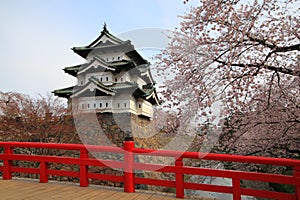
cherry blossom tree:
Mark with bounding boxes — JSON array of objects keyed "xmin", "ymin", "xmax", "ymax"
[
  {"xmin": 217, "ymin": 77, "xmax": 299, "ymax": 158},
  {"xmin": 0, "ymin": 92, "xmax": 78, "ymax": 143},
  {"xmin": 156, "ymin": 0, "xmax": 299, "ymax": 157}
]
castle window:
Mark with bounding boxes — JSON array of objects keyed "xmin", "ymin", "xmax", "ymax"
[
  {"xmin": 100, "ymin": 103, "xmax": 102, "ymax": 108},
  {"xmin": 100, "ymin": 77, "xmax": 103, "ymax": 81},
  {"xmin": 94, "ymin": 103, "xmax": 96, "ymax": 108},
  {"xmin": 118, "ymin": 56, "xmax": 120, "ymax": 60},
  {"xmin": 106, "ymin": 77, "xmax": 109, "ymax": 81},
  {"xmin": 118, "ymin": 103, "xmax": 120, "ymax": 108},
  {"xmin": 124, "ymin": 103, "xmax": 127, "ymax": 108},
  {"xmin": 139, "ymin": 104, "xmax": 141, "ymax": 108},
  {"xmin": 112, "ymin": 57, "xmax": 114, "ymax": 61},
  {"xmin": 81, "ymin": 81, "xmax": 83, "ymax": 85},
  {"xmin": 87, "ymin": 104, "xmax": 90, "ymax": 108},
  {"xmin": 106, "ymin": 102, "xmax": 108, "ymax": 107},
  {"xmin": 115, "ymin": 78, "xmax": 117, "ymax": 82},
  {"xmin": 121, "ymin": 78, "xmax": 123, "ymax": 82},
  {"xmin": 106, "ymin": 58, "xmax": 108, "ymax": 61}
]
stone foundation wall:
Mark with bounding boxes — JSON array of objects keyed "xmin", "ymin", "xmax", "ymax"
[{"xmin": 74, "ymin": 112, "xmax": 160, "ymax": 148}]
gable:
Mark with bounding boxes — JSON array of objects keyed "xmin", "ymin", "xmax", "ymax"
[
  {"xmin": 78, "ymin": 57, "xmax": 115, "ymax": 75},
  {"xmin": 71, "ymin": 81, "xmax": 115, "ymax": 98},
  {"xmin": 91, "ymin": 35, "xmax": 120, "ymax": 48}
]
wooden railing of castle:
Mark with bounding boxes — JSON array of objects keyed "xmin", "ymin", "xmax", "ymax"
[{"xmin": 0, "ymin": 140, "xmax": 299, "ymax": 200}]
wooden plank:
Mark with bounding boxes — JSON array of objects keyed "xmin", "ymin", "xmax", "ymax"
[
  {"xmin": 1, "ymin": 181, "xmax": 42, "ymax": 199},
  {"xmin": 0, "ymin": 179, "xmax": 179, "ymax": 200},
  {"xmin": 0, "ymin": 179, "xmax": 216, "ymax": 200}
]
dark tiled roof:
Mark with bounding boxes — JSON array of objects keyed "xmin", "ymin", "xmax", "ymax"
[
  {"xmin": 72, "ymin": 42, "xmax": 134, "ymax": 59},
  {"xmin": 63, "ymin": 59, "xmax": 135, "ymax": 77},
  {"xmin": 63, "ymin": 65, "xmax": 81, "ymax": 76},
  {"xmin": 71, "ymin": 26, "xmax": 147, "ymax": 66},
  {"xmin": 52, "ymin": 86, "xmax": 74, "ymax": 98}
]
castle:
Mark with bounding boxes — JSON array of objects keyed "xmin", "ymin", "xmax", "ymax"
[{"xmin": 53, "ymin": 24, "xmax": 159, "ymax": 119}]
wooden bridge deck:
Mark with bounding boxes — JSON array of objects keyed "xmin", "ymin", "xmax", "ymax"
[{"xmin": 0, "ymin": 179, "xmax": 179, "ymax": 200}]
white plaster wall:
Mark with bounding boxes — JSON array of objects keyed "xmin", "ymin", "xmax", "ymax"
[
  {"xmin": 77, "ymin": 96, "xmax": 112, "ymax": 111},
  {"xmin": 113, "ymin": 72, "xmax": 132, "ymax": 83},
  {"xmin": 87, "ymin": 52, "xmax": 126, "ymax": 62},
  {"xmin": 75, "ymin": 96, "xmax": 153, "ymax": 117},
  {"xmin": 77, "ymin": 75, "xmax": 85, "ymax": 86},
  {"xmin": 121, "ymin": 72, "xmax": 131, "ymax": 82},
  {"xmin": 136, "ymin": 99, "xmax": 153, "ymax": 117},
  {"xmin": 141, "ymin": 100, "xmax": 153, "ymax": 117},
  {"xmin": 132, "ymin": 75, "xmax": 147, "ymax": 87},
  {"xmin": 112, "ymin": 98, "xmax": 131, "ymax": 113}
]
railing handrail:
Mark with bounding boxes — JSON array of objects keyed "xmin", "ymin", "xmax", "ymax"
[
  {"xmin": 0, "ymin": 142, "xmax": 123, "ymax": 153},
  {"xmin": 0, "ymin": 141, "xmax": 299, "ymax": 200},
  {"xmin": 133, "ymin": 147, "xmax": 300, "ymax": 166},
  {"xmin": 1, "ymin": 141, "xmax": 300, "ymax": 166}
]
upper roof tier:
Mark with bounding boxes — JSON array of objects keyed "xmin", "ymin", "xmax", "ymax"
[
  {"xmin": 63, "ymin": 57, "xmax": 150, "ymax": 77},
  {"xmin": 72, "ymin": 24, "xmax": 147, "ymax": 65}
]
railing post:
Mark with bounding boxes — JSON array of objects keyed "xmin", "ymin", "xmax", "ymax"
[
  {"xmin": 175, "ymin": 157, "xmax": 184, "ymax": 198},
  {"xmin": 232, "ymin": 178, "xmax": 241, "ymax": 200},
  {"xmin": 294, "ymin": 165, "xmax": 300, "ymax": 200},
  {"xmin": 80, "ymin": 149, "xmax": 89, "ymax": 187},
  {"xmin": 123, "ymin": 136, "xmax": 135, "ymax": 193},
  {"xmin": 3, "ymin": 146, "xmax": 13, "ymax": 180},
  {"xmin": 40, "ymin": 162, "xmax": 48, "ymax": 183}
]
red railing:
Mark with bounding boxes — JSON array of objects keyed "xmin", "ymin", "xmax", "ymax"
[{"xmin": 0, "ymin": 141, "xmax": 299, "ymax": 200}]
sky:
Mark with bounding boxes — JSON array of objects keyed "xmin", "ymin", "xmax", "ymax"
[{"xmin": 0, "ymin": 0, "xmax": 199, "ymax": 97}]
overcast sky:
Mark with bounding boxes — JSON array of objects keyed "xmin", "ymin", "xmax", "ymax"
[{"xmin": 0, "ymin": 0, "xmax": 199, "ymax": 96}]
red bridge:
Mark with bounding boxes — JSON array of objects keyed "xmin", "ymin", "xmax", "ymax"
[{"xmin": 0, "ymin": 140, "xmax": 299, "ymax": 200}]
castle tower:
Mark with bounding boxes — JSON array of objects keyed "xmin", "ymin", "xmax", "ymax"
[{"xmin": 53, "ymin": 24, "xmax": 159, "ymax": 119}]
